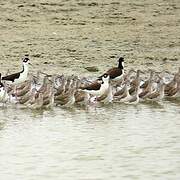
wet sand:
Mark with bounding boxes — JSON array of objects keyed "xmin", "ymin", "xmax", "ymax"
[{"xmin": 0, "ymin": 0, "xmax": 180, "ymax": 75}]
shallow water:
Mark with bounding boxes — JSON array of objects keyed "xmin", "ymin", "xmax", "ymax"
[
  {"xmin": 0, "ymin": 99, "xmax": 180, "ymax": 180},
  {"xmin": 0, "ymin": 1, "xmax": 180, "ymax": 179}
]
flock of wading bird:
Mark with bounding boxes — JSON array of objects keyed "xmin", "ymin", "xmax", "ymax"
[{"xmin": 0, "ymin": 55, "xmax": 180, "ymax": 109}]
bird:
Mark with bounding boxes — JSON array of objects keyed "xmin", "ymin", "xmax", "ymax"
[
  {"xmin": 55, "ymin": 86, "xmax": 76, "ymax": 107},
  {"xmin": 80, "ymin": 74, "xmax": 110, "ymax": 97},
  {"xmin": 140, "ymin": 69, "xmax": 154, "ymax": 89},
  {"xmin": 74, "ymin": 90, "xmax": 90, "ymax": 105},
  {"xmin": 113, "ymin": 79, "xmax": 131, "ymax": 101},
  {"xmin": 27, "ymin": 92, "xmax": 44, "ymax": 109},
  {"xmin": 113, "ymin": 69, "xmax": 135, "ymax": 97},
  {"xmin": 98, "ymin": 57, "xmax": 124, "ymax": 80},
  {"xmin": 96, "ymin": 85, "xmax": 113, "ymax": 104},
  {"xmin": 14, "ymin": 80, "xmax": 32, "ymax": 97},
  {"xmin": 146, "ymin": 78, "xmax": 165, "ymax": 101},
  {"xmin": 129, "ymin": 69, "xmax": 144, "ymax": 95},
  {"xmin": 165, "ymin": 77, "xmax": 180, "ymax": 97},
  {"xmin": 74, "ymin": 79, "xmax": 90, "ymax": 105},
  {"xmin": 55, "ymin": 78, "xmax": 77, "ymax": 107},
  {"xmin": 54, "ymin": 76, "xmax": 66, "ymax": 96},
  {"xmin": 36, "ymin": 75, "xmax": 50, "ymax": 94},
  {"xmin": 124, "ymin": 79, "xmax": 141, "ymax": 104},
  {"xmin": 18, "ymin": 88, "xmax": 36, "ymax": 105},
  {"xmin": 138, "ymin": 79, "xmax": 153, "ymax": 100},
  {"xmin": 42, "ymin": 86, "xmax": 55, "ymax": 108},
  {"xmin": 24, "ymin": 88, "xmax": 37, "ymax": 106},
  {"xmin": 0, "ymin": 75, "xmax": 9, "ymax": 104},
  {"xmin": 164, "ymin": 71, "xmax": 179, "ymax": 94},
  {"xmin": 2, "ymin": 55, "xmax": 31, "ymax": 85}
]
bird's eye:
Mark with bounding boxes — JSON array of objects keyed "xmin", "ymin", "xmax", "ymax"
[{"xmin": 23, "ymin": 58, "xmax": 29, "ymax": 62}]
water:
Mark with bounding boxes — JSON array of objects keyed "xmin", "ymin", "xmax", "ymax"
[{"xmin": 0, "ymin": 100, "xmax": 180, "ymax": 180}]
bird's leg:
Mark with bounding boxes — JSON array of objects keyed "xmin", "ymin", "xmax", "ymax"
[{"xmin": 12, "ymin": 85, "xmax": 18, "ymax": 100}]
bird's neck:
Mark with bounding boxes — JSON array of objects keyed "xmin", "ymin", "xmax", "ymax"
[
  {"xmin": 177, "ymin": 81, "xmax": 180, "ymax": 90},
  {"xmin": 118, "ymin": 61, "xmax": 124, "ymax": 69},
  {"xmin": 136, "ymin": 87, "xmax": 140, "ymax": 96},
  {"xmin": 102, "ymin": 79, "xmax": 109, "ymax": 86},
  {"xmin": 159, "ymin": 82, "xmax": 165, "ymax": 93},
  {"xmin": 149, "ymin": 71, "xmax": 154, "ymax": 79},
  {"xmin": 22, "ymin": 63, "xmax": 29, "ymax": 74}
]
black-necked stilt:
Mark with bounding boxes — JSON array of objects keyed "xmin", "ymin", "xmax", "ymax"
[
  {"xmin": 81, "ymin": 74, "xmax": 110, "ymax": 96},
  {"xmin": 2, "ymin": 56, "xmax": 31, "ymax": 85},
  {"xmin": 96, "ymin": 85, "xmax": 113, "ymax": 104},
  {"xmin": 98, "ymin": 57, "xmax": 124, "ymax": 80}
]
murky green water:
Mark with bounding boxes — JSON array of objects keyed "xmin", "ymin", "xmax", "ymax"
[{"xmin": 0, "ymin": 99, "xmax": 180, "ymax": 180}]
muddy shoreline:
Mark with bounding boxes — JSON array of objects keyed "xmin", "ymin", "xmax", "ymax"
[{"xmin": 0, "ymin": 0, "xmax": 179, "ymax": 77}]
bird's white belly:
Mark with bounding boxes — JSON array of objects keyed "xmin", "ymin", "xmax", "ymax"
[
  {"xmin": 14, "ymin": 72, "xmax": 28, "ymax": 84},
  {"xmin": 114, "ymin": 72, "xmax": 124, "ymax": 81},
  {"xmin": 84, "ymin": 82, "xmax": 109, "ymax": 96}
]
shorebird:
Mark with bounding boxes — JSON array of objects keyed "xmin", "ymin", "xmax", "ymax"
[
  {"xmin": 64, "ymin": 76, "xmax": 74, "ymax": 92},
  {"xmin": 55, "ymin": 86, "xmax": 76, "ymax": 107},
  {"xmin": 96, "ymin": 85, "xmax": 113, "ymax": 104},
  {"xmin": 2, "ymin": 56, "xmax": 31, "ymax": 85},
  {"xmin": 164, "ymin": 71, "xmax": 179, "ymax": 94},
  {"xmin": 14, "ymin": 80, "xmax": 32, "ymax": 97},
  {"xmin": 146, "ymin": 78, "xmax": 165, "ymax": 101},
  {"xmin": 0, "ymin": 74, "xmax": 9, "ymax": 103},
  {"xmin": 124, "ymin": 80, "xmax": 141, "ymax": 104},
  {"xmin": 139, "ymin": 79, "xmax": 154, "ymax": 100},
  {"xmin": 42, "ymin": 86, "xmax": 55, "ymax": 108},
  {"xmin": 165, "ymin": 77, "xmax": 180, "ymax": 97},
  {"xmin": 113, "ymin": 79, "xmax": 130, "ymax": 101},
  {"xmin": 0, "ymin": 88, "xmax": 9, "ymax": 103},
  {"xmin": 37, "ymin": 75, "xmax": 50, "ymax": 93},
  {"xmin": 98, "ymin": 57, "xmax": 124, "ymax": 80},
  {"xmin": 55, "ymin": 79, "xmax": 77, "ymax": 107},
  {"xmin": 24, "ymin": 88, "xmax": 37, "ymax": 105},
  {"xmin": 75, "ymin": 90, "xmax": 90, "ymax": 105},
  {"xmin": 140, "ymin": 69, "xmax": 154, "ymax": 89},
  {"xmin": 80, "ymin": 74, "xmax": 110, "ymax": 97},
  {"xmin": 129, "ymin": 69, "xmax": 143, "ymax": 95},
  {"xmin": 18, "ymin": 88, "xmax": 36, "ymax": 105},
  {"xmin": 73, "ymin": 79, "xmax": 90, "ymax": 105},
  {"xmin": 54, "ymin": 76, "xmax": 66, "ymax": 96},
  {"xmin": 27, "ymin": 92, "xmax": 44, "ymax": 109}
]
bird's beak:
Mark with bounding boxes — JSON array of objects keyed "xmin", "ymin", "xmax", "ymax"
[
  {"xmin": 139, "ymin": 70, "xmax": 145, "ymax": 74},
  {"xmin": 29, "ymin": 62, "xmax": 32, "ymax": 66},
  {"xmin": 97, "ymin": 76, "xmax": 102, "ymax": 81}
]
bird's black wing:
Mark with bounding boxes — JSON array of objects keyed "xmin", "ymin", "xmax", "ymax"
[
  {"xmin": 80, "ymin": 81, "xmax": 101, "ymax": 91},
  {"xmin": 2, "ymin": 72, "xmax": 21, "ymax": 82}
]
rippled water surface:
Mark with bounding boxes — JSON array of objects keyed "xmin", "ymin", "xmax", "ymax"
[{"xmin": 0, "ymin": 99, "xmax": 180, "ymax": 180}]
